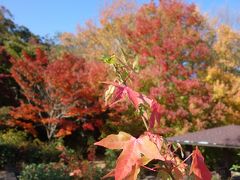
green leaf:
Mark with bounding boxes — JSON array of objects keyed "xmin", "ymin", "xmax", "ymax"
[{"xmin": 101, "ymin": 54, "xmax": 116, "ymax": 65}]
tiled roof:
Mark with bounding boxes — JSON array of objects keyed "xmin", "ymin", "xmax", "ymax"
[{"xmin": 167, "ymin": 125, "xmax": 240, "ymax": 148}]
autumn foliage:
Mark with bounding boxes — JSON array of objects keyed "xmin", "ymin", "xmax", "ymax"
[
  {"xmin": 121, "ymin": 0, "xmax": 216, "ymax": 133},
  {"xmin": 205, "ymin": 25, "xmax": 240, "ymax": 125},
  {"xmin": 95, "ymin": 81, "xmax": 212, "ymax": 179},
  {"xmin": 9, "ymin": 48, "xmax": 107, "ymax": 139},
  {"xmin": 190, "ymin": 147, "xmax": 212, "ymax": 180},
  {"xmin": 95, "ymin": 132, "xmax": 163, "ymax": 180},
  {"xmin": 1, "ymin": 0, "xmax": 240, "ymax": 179},
  {"xmin": 60, "ymin": 0, "xmax": 221, "ymax": 134}
]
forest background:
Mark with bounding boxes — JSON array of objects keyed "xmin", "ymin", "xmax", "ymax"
[{"xmin": 0, "ymin": 0, "xmax": 239, "ymax": 179}]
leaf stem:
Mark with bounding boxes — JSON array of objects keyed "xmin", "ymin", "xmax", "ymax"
[
  {"xmin": 173, "ymin": 152, "xmax": 193, "ymax": 170},
  {"xmin": 142, "ymin": 165, "xmax": 157, "ymax": 172},
  {"xmin": 141, "ymin": 115, "xmax": 149, "ymax": 131}
]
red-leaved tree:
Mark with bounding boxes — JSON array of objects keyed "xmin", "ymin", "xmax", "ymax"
[
  {"xmin": 120, "ymin": 0, "xmax": 215, "ymax": 133},
  {"xmin": 61, "ymin": 0, "xmax": 217, "ymax": 134},
  {"xmin": 9, "ymin": 48, "xmax": 107, "ymax": 139}
]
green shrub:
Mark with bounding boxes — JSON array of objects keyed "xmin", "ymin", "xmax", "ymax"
[
  {"xmin": 104, "ymin": 149, "xmax": 117, "ymax": 169},
  {"xmin": 0, "ymin": 106, "xmax": 10, "ymax": 122},
  {"xmin": 81, "ymin": 162, "xmax": 105, "ymax": 180},
  {"xmin": 0, "ymin": 129, "xmax": 27, "ymax": 168},
  {"xmin": 230, "ymin": 152, "xmax": 240, "ymax": 172},
  {"xmin": 0, "ymin": 129, "xmax": 62, "ymax": 168},
  {"xmin": 0, "ymin": 144, "xmax": 17, "ymax": 168},
  {"xmin": 19, "ymin": 163, "xmax": 73, "ymax": 180},
  {"xmin": 22, "ymin": 145, "xmax": 59, "ymax": 164},
  {"xmin": 0, "ymin": 129, "xmax": 28, "ymax": 146},
  {"xmin": 20, "ymin": 139, "xmax": 62, "ymax": 164}
]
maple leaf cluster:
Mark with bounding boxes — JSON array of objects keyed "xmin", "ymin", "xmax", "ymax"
[{"xmin": 95, "ymin": 81, "xmax": 212, "ymax": 180}]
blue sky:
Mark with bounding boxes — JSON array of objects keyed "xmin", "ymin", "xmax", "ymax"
[{"xmin": 0, "ymin": 0, "xmax": 239, "ymax": 37}]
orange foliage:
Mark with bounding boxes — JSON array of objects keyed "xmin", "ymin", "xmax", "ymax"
[
  {"xmin": 10, "ymin": 49, "xmax": 107, "ymax": 139},
  {"xmin": 95, "ymin": 131, "xmax": 163, "ymax": 180},
  {"xmin": 190, "ymin": 147, "xmax": 212, "ymax": 180},
  {"xmin": 95, "ymin": 82, "xmax": 211, "ymax": 179}
]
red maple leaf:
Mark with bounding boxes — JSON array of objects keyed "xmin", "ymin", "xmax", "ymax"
[
  {"xmin": 94, "ymin": 131, "xmax": 164, "ymax": 180},
  {"xmin": 149, "ymin": 101, "xmax": 165, "ymax": 128},
  {"xmin": 190, "ymin": 147, "xmax": 212, "ymax": 180},
  {"xmin": 105, "ymin": 82, "xmax": 168, "ymax": 129},
  {"xmin": 104, "ymin": 82, "xmax": 152, "ymax": 108}
]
